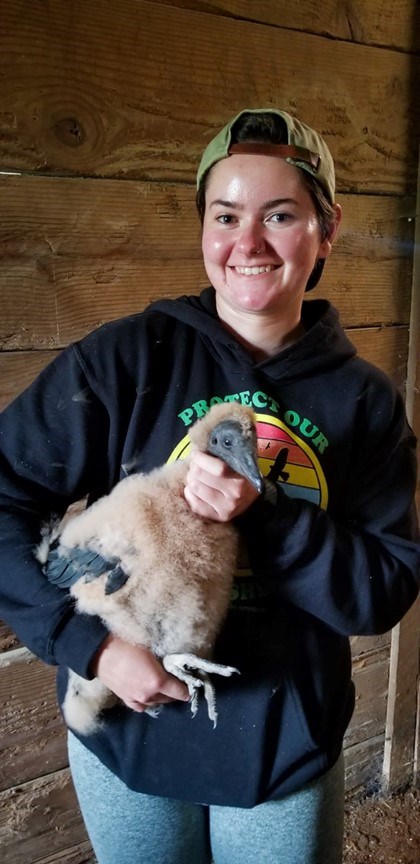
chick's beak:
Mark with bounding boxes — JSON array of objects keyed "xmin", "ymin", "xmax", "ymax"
[
  {"xmin": 234, "ymin": 451, "xmax": 264, "ymax": 493},
  {"xmin": 231, "ymin": 444, "xmax": 264, "ymax": 494}
]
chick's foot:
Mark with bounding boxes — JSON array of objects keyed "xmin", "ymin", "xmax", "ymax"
[{"xmin": 162, "ymin": 653, "xmax": 239, "ymax": 728}]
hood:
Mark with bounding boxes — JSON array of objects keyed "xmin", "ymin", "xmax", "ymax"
[{"xmin": 151, "ymin": 287, "xmax": 357, "ymax": 385}]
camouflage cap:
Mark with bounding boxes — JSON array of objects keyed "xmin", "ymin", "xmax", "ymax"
[{"xmin": 196, "ymin": 108, "xmax": 335, "ymax": 203}]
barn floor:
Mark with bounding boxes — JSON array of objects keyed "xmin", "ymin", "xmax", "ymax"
[{"xmin": 343, "ymin": 786, "xmax": 419, "ymax": 863}]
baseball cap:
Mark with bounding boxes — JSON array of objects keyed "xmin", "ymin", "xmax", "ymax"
[{"xmin": 196, "ymin": 108, "xmax": 335, "ymax": 203}]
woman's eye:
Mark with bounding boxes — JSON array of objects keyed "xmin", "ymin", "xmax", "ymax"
[
  {"xmin": 268, "ymin": 212, "xmax": 291, "ymax": 223},
  {"xmin": 267, "ymin": 213, "xmax": 293, "ymax": 225},
  {"xmin": 216, "ymin": 214, "xmax": 235, "ymax": 224}
]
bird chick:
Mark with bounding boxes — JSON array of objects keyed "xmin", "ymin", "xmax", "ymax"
[{"xmin": 36, "ymin": 403, "xmax": 264, "ymax": 734}]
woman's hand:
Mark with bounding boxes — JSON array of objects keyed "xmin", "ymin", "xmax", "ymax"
[
  {"xmin": 184, "ymin": 451, "xmax": 261, "ymax": 521},
  {"xmin": 91, "ymin": 635, "xmax": 190, "ymax": 712}
]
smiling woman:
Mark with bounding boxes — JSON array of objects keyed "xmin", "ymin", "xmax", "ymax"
[{"xmin": 0, "ymin": 108, "xmax": 417, "ymax": 864}]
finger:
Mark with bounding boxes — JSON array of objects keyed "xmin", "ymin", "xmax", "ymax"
[
  {"xmin": 160, "ymin": 676, "xmax": 190, "ymax": 701},
  {"xmin": 184, "ymin": 484, "xmax": 223, "ymax": 520},
  {"xmin": 125, "ymin": 699, "xmax": 148, "ymax": 712},
  {"xmin": 125, "ymin": 690, "xmax": 188, "ymax": 713},
  {"xmin": 187, "ymin": 461, "xmax": 251, "ymax": 504},
  {"xmin": 189, "ymin": 451, "xmax": 232, "ymax": 481},
  {"xmin": 145, "ymin": 693, "xmax": 185, "ymax": 706}
]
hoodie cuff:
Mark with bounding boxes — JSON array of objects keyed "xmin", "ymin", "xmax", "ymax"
[
  {"xmin": 262, "ymin": 479, "xmax": 279, "ymax": 506},
  {"xmin": 49, "ymin": 611, "xmax": 109, "ymax": 680},
  {"xmin": 236, "ymin": 480, "xmax": 284, "ymax": 529}
]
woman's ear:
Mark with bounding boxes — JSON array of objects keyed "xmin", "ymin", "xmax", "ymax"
[
  {"xmin": 331, "ymin": 203, "xmax": 342, "ymax": 240},
  {"xmin": 320, "ymin": 203, "xmax": 342, "ymax": 259}
]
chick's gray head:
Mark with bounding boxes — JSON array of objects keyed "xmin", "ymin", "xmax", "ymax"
[
  {"xmin": 189, "ymin": 403, "xmax": 264, "ymax": 493},
  {"xmin": 207, "ymin": 419, "xmax": 263, "ymax": 492}
]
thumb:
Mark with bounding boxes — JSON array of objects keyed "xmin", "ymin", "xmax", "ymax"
[{"xmin": 161, "ymin": 673, "xmax": 190, "ymax": 702}]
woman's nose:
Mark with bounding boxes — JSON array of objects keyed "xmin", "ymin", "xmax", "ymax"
[{"xmin": 235, "ymin": 224, "xmax": 266, "ymax": 257}]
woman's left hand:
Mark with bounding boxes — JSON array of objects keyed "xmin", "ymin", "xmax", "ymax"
[{"xmin": 184, "ymin": 451, "xmax": 261, "ymax": 522}]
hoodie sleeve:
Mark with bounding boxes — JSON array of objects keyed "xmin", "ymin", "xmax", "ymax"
[
  {"xmin": 0, "ymin": 346, "xmax": 110, "ymax": 677},
  {"xmin": 243, "ymin": 385, "xmax": 419, "ymax": 636}
]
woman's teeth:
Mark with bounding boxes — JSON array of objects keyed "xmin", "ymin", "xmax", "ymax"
[{"xmin": 234, "ymin": 265, "xmax": 275, "ymax": 276}]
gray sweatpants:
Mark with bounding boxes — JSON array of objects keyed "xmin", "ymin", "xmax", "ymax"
[{"xmin": 68, "ymin": 732, "xmax": 344, "ymax": 864}]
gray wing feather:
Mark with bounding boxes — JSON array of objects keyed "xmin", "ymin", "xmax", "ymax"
[{"xmin": 45, "ymin": 546, "xmax": 124, "ymax": 589}]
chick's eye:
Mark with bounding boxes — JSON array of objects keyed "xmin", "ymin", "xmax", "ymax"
[{"xmin": 223, "ymin": 437, "xmax": 232, "ymax": 448}]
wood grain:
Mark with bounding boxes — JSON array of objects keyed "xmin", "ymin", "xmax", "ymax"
[
  {"xmin": 349, "ymin": 327, "xmax": 409, "ymax": 389},
  {"xmin": 0, "ymin": 621, "xmax": 21, "ymax": 653},
  {"xmin": 345, "ymin": 649, "xmax": 389, "ymax": 748},
  {"xmin": 0, "ymin": 769, "xmax": 89, "ymax": 864},
  {"xmin": 344, "ymin": 734, "xmax": 385, "ymax": 792},
  {"xmin": 350, "ymin": 634, "xmax": 391, "ymax": 658},
  {"xmin": 0, "ymin": 652, "xmax": 67, "ymax": 792},
  {"xmin": 153, "ymin": 0, "xmax": 420, "ymax": 53},
  {"xmin": 0, "ymin": 351, "xmax": 61, "ymax": 410},
  {"xmin": 0, "ymin": 174, "xmax": 414, "ymax": 348},
  {"xmin": 30, "ymin": 842, "xmax": 94, "ymax": 864},
  {"xmin": 0, "ymin": 1, "xmax": 418, "ymax": 192},
  {"xmin": 383, "ymin": 598, "xmax": 420, "ymax": 791}
]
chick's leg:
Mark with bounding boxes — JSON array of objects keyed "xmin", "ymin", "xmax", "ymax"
[{"xmin": 162, "ymin": 653, "xmax": 239, "ymax": 728}]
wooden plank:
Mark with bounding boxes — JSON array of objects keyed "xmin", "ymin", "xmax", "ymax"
[
  {"xmin": 153, "ymin": 0, "xmax": 420, "ymax": 53},
  {"xmin": 0, "ymin": 351, "xmax": 60, "ymax": 410},
  {"xmin": 31, "ymin": 841, "xmax": 94, "ymax": 864},
  {"xmin": 0, "ymin": 174, "xmax": 414, "ymax": 348},
  {"xmin": 0, "ymin": 620, "xmax": 21, "ymax": 653},
  {"xmin": 382, "ymin": 147, "xmax": 420, "ymax": 792},
  {"xmin": 344, "ymin": 734, "xmax": 385, "ymax": 793},
  {"xmin": 349, "ymin": 326, "xmax": 409, "ymax": 389},
  {"xmin": 0, "ymin": 651, "xmax": 67, "ymax": 791},
  {"xmin": 0, "ymin": 1, "xmax": 419, "ymax": 193},
  {"xmin": 383, "ymin": 598, "xmax": 420, "ymax": 791},
  {"xmin": 406, "ymin": 143, "xmax": 420, "ymax": 506},
  {"xmin": 0, "ymin": 769, "xmax": 89, "ymax": 864},
  {"xmin": 350, "ymin": 634, "xmax": 391, "ymax": 658},
  {"xmin": 345, "ymin": 650, "xmax": 389, "ymax": 748},
  {"xmin": 0, "ymin": 645, "xmax": 33, "ymax": 667},
  {"xmin": 414, "ymin": 676, "xmax": 420, "ymax": 787},
  {"xmin": 412, "ymin": 172, "xmax": 420, "ymax": 780}
]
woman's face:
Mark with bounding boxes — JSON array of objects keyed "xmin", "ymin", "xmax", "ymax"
[{"xmin": 202, "ymin": 154, "xmax": 339, "ymax": 322}]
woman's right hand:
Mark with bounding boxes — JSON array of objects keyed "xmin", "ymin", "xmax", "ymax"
[{"xmin": 91, "ymin": 634, "xmax": 190, "ymax": 713}]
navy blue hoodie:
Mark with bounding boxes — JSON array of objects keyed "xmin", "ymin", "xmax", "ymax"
[{"xmin": 0, "ymin": 289, "xmax": 418, "ymax": 806}]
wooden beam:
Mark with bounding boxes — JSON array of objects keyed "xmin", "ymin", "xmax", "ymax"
[
  {"xmin": 0, "ymin": 1, "xmax": 418, "ymax": 193},
  {"xmin": 153, "ymin": 0, "xmax": 420, "ymax": 52},
  {"xmin": 382, "ymin": 147, "xmax": 420, "ymax": 792},
  {"xmin": 383, "ymin": 600, "xmax": 420, "ymax": 791}
]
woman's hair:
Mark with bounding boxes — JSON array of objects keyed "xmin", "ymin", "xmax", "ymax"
[{"xmin": 196, "ymin": 112, "xmax": 336, "ymax": 241}]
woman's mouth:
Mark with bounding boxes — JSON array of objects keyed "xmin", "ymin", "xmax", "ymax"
[{"xmin": 233, "ymin": 265, "xmax": 277, "ymax": 276}]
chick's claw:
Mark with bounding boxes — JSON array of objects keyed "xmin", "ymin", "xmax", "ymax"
[{"xmin": 162, "ymin": 653, "xmax": 240, "ymax": 728}]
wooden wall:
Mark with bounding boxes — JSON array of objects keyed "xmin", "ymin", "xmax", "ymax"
[{"xmin": 0, "ymin": 2, "xmax": 419, "ymax": 861}]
